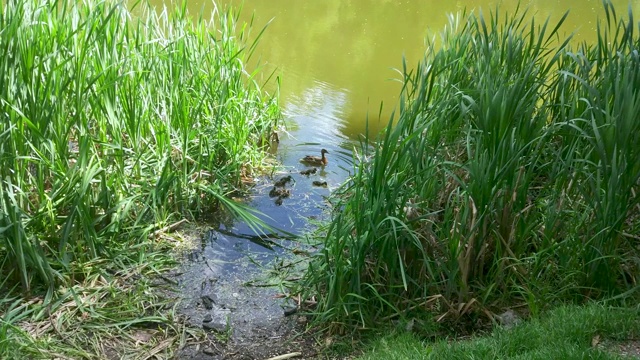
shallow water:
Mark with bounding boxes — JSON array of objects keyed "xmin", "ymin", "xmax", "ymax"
[{"xmin": 174, "ymin": 134, "xmax": 355, "ymax": 347}]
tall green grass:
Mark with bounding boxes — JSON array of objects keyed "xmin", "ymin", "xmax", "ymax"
[
  {"xmin": 303, "ymin": 2, "xmax": 640, "ymax": 332},
  {"xmin": 0, "ymin": 0, "xmax": 279, "ymax": 292}
]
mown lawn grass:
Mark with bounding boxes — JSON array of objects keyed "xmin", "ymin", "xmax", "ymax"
[
  {"xmin": 0, "ymin": 0, "xmax": 279, "ymax": 357},
  {"xmin": 357, "ymin": 303, "xmax": 640, "ymax": 360}
]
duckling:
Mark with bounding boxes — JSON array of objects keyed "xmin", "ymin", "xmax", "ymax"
[
  {"xmin": 268, "ymin": 131, "xmax": 280, "ymax": 154},
  {"xmin": 312, "ymin": 181, "xmax": 328, "ymax": 187},
  {"xmin": 274, "ymin": 175, "xmax": 293, "ymax": 187},
  {"xmin": 273, "ymin": 188, "xmax": 291, "ymax": 206},
  {"xmin": 269, "ymin": 187, "xmax": 291, "ymax": 198},
  {"xmin": 300, "ymin": 149, "xmax": 329, "ymax": 166},
  {"xmin": 300, "ymin": 168, "xmax": 318, "ymax": 176}
]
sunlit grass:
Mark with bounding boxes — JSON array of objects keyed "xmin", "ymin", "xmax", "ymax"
[
  {"xmin": 0, "ymin": 0, "xmax": 279, "ymax": 356},
  {"xmin": 356, "ymin": 303, "xmax": 640, "ymax": 360},
  {"xmin": 0, "ymin": 0, "xmax": 279, "ymax": 292},
  {"xmin": 302, "ymin": 1, "xmax": 640, "ymax": 333}
]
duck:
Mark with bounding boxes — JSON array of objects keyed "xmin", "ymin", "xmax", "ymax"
[
  {"xmin": 273, "ymin": 175, "xmax": 293, "ymax": 187},
  {"xmin": 268, "ymin": 132, "xmax": 280, "ymax": 154},
  {"xmin": 269, "ymin": 187, "xmax": 291, "ymax": 198},
  {"xmin": 300, "ymin": 168, "xmax": 318, "ymax": 176},
  {"xmin": 300, "ymin": 149, "xmax": 329, "ymax": 166}
]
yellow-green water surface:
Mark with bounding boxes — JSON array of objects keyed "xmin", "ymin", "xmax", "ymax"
[{"xmin": 155, "ymin": 0, "xmax": 634, "ymax": 139}]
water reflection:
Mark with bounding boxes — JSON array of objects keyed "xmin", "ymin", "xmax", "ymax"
[
  {"xmin": 285, "ymin": 78, "xmax": 349, "ymax": 144},
  {"xmin": 155, "ymin": 0, "xmax": 634, "ymax": 139}
]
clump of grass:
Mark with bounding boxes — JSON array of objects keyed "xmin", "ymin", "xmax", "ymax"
[
  {"xmin": 0, "ymin": 0, "xmax": 279, "ymax": 292},
  {"xmin": 0, "ymin": 234, "xmax": 204, "ymax": 359},
  {"xmin": 302, "ymin": 2, "xmax": 640, "ymax": 333}
]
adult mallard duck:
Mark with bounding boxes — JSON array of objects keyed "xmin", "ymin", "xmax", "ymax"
[{"xmin": 300, "ymin": 149, "xmax": 329, "ymax": 166}]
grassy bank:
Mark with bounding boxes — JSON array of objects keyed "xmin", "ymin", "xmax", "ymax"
[
  {"xmin": 0, "ymin": 0, "xmax": 279, "ymax": 357},
  {"xmin": 302, "ymin": 2, "xmax": 640, "ymax": 333},
  {"xmin": 356, "ymin": 303, "xmax": 640, "ymax": 359}
]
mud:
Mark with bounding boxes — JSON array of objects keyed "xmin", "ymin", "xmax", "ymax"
[{"xmin": 175, "ymin": 250, "xmax": 318, "ymax": 359}]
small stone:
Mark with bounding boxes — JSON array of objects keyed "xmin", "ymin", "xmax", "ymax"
[
  {"xmin": 202, "ymin": 347, "xmax": 217, "ymax": 356},
  {"xmin": 405, "ymin": 318, "xmax": 415, "ymax": 332},
  {"xmin": 202, "ymin": 314, "xmax": 213, "ymax": 323},
  {"xmin": 496, "ymin": 309, "xmax": 521, "ymax": 329},
  {"xmin": 203, "ymin": 319, "xmax": 227, "ymax": 333},
  {"xmin": 283, "ymin": 306, "xmax": 298, "ymax": 316},
  {"xmin": 201, "ymin": 294, "xmax": 217, "ymax": 310}
]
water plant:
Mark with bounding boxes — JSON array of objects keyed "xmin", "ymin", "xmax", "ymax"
[{"xmin": 302, "ymin": 2, "xmax": 640, "ymax": 333}]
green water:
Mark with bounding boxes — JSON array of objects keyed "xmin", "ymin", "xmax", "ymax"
[{"xmin": 156, "ymin": 0, "xmax": 634, "ymax": 139}]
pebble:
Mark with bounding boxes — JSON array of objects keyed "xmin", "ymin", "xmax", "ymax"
[
  {"xmin": 496, "ymin": 309, "xmax": 521, "ymax": 329},
  {"xmin": 283, "ymin": 306, "xmax": 298, "ymax": 316},
  {"xmin": 201, "ymin": 294, "xmax": 217, "ymax": 310},
  {"xmin": 202, "ymin": 319, "xmax": 228, "ymax": 333}
]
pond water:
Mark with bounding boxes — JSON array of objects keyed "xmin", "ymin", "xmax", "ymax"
[{"xmin": 156, "ymin": 0, "xmax": 633, "ymax": 139}]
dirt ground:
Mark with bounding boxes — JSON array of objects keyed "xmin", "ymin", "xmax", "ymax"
[
  {"xmin": 174, "ymin": 279, "xmax": 323, "ymax": 360},
  {"xmin": 168, "ymin": 224, "xmax": 328, "ymax": 360}
]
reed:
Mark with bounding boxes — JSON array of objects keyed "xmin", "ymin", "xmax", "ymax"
[
  {"xmin": 0, "ymin": 0, "xmax": 279, "ymax": 292},
  {"xmin": 302, "ymin": 2, "xmax": 640, "ymax": 332}
]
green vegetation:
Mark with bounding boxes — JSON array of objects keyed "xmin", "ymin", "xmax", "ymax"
[
  {"xmin": 0, "ymin": 244, "xmax": 195, "ymax": 358},
  {"xmin": 357, "ymin": 303, "xmax": 640, "ymax": 359},
  {"xmin": 0, "ymin": 0, "xmax": 278, "ymax": 357},
  {"xmin": 302, "ymin": 2, "xmax": 640, "ymax": 333},
  {"xmin": 0, "ymin": 0, "xmax": 278, "ymax": 292}
]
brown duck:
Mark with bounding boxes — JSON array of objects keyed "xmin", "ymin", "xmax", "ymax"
[{"xmin": 300, "ymin": 149, "xmax": 329, "ymax": 166}]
